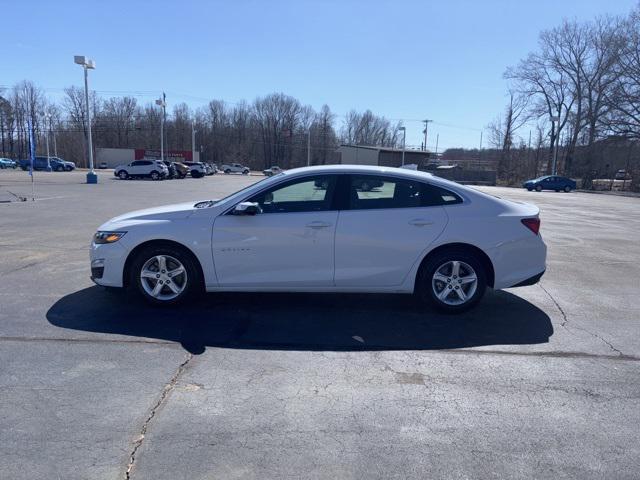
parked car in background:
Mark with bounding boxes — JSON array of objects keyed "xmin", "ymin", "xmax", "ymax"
[
  {"xmin": 523, "ymin": 175, "xmax": 576, "ymax": 192},
  {"xmin": 19, "ymin": 156, "xmax": 76, "ymax": 171},
  {"xmin": 263, "ymin": 166, "xmax": 283, "ymax": 176},
  {"xmin": 0, "ymin": 158, "xmax": 17, "ymax": 169},
  {"xmin": 172, "ymin": 162, "xmax": 189, "ymax": 179},
  {"xmin": 182, "ymin": 161, "xmax": 206, "ymax": 178},
  {"xmin": 114, "ymin": 160, "xmax": 168, "ymax": 180},
  {"xmin": 203, "ymin": 163, "xmax": 217, "ymax": 175},
  {"xmin": 162, "ymin": 161, "xmax": 178, "ymax": 179},
  {"xmin": 221, "ymin": 162, "xmax": 250, "ymax": 174},
  {"xmin": 615, "ymin": 169, "xmax": 632, "ymax": 181},
  {"xmin": 98, "ymin": 162, "xmax": 108, "ymax": 169},
  {"xmin": 90, "ymin": 165, "xmax": 546, "ymax": 313}
]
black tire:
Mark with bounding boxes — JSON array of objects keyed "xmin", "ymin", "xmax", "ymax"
[
  {"xmin": 224, "ymin": 169, "xmax": 231, "ymax": 174},
  {"xmin": 56, "ymin": 165, "xmax": 64, "ymax": 172},
  {"xmin": 564, "ymin": 186, "xmax": 571, "ymax": 192},
  {"xmin": 118, "ymin": 170, "xmax": 129, "ymax": 180},
  {"xmin": 416, "ymin": 248, "xmax": 487, "ymax": 314},
  {"xmin": 150, "ymin": 171, "xmax": 160, "ymax": 181},
  {"xmin": 130, "ymin": 244, "xmax": 201, "ymax": 306},
  {"xmin": 242, "ymin": 169, "xmax": 249, "ymax": 175},
  {"xmin": 535, "ymin": 185, "xmax": 543, "ymax": 192},
  {"xmin": 526, "ymin": 187, "xmax": 533, "ymax": 191}
]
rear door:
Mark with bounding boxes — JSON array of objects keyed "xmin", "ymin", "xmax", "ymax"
[{"xmin": 334, "ymin": 175, "xmax": 450, "ymax": 287}]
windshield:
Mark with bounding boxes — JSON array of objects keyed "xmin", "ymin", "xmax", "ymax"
[{"xmin": 214, "ymin": 173, "xmax": 284, "ymax": 207}]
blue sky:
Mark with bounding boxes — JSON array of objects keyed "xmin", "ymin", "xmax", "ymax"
[{"xmin": 3, "ymin": 0, "xmax": 636, "ymax": 149}]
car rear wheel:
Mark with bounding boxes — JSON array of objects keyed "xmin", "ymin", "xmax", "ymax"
[
  {"xmin": 131, "ymin": 246, "xmax": 200, "ymax": 305},
  {"xmin": 535, "ymin": 185, "xmax": 542, "ymax": 192},
  {"xmin": 417, "ymin": 249, "xmax": 487, "ymax": 313},
  {"xmin": 150, "ymin": 171, "xmax": 160, "ymax": 180},
  {"xmin": 224, "ymin": 169, "xmax": 231, "ymax": 174},
  {"xmin": 242, "ymin": 170, "xmax": 249, "ymax": 175},
  {"xmin": 56, "ymin": 165, "xmax": 64, "ymax": 172},
  {"xmin": 118, "ymin": 170, "xmax": 128, "ymax": 180},
  {"xmin": 564, "ymin": 186, "xmax": 571, "ymax": 192}
]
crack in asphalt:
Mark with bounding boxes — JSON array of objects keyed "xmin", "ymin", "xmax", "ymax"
[
  {"xmin": 0, "ymin": 261, "xmax": 42, "ymax": 276},
  {"xmin": 124, "ymin": 352, "xmax": 194, "ymax": 480},
  {"xmin": 539, "ymin": 283, "xmax": 625, "ymax": 357}
]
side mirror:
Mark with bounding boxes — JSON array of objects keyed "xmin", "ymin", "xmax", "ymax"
[{"xmin": 233, "ymin": 202, "xmax": 261, "ymax": 216}]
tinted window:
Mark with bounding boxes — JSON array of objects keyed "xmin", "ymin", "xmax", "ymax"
[
  {"xmin": 348, "ymin": 175, "xmax": 423, "ymax": 210},
  {"xmin": 248, "ymin": 175, "xmax": 337, "ymax": 213},
  {"xmin": 347, "ymin": 175, "xmax": 462, "ymax": 210},
  {"xmin": 422, "ymin": 184, "xmax": 463, "ymax": 206}
]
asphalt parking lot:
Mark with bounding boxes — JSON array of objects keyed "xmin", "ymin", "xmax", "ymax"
[{"xmin": 1, "ymin": 169, "xmax": 639, "ymax": 479}]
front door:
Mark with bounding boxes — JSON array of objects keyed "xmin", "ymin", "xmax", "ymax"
[{"xmin": 212, "ymin": 174, "xmax": 339, "ymax": 287}]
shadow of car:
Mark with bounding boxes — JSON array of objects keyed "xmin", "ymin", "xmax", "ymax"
[{"xmin": 47, "ymin": 287, "xmax": 553, "ymax": 355}]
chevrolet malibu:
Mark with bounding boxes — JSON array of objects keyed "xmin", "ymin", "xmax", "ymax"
[{"xmin": 90, "ymin": 165, "xmax": 546, "ymax": 313}]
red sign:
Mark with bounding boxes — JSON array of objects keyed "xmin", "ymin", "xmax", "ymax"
[{"xmin": 135, "ymin": 149, "xmax": 193, "ymax": 161}]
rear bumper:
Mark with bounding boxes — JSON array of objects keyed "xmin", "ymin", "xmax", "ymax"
[{"xmin": 507, "ymin": 270, "xmax": 545, "ymax": 288}]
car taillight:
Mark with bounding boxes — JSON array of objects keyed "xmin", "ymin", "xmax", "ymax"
[{"xmin": 521, "ymin": 217, "xmax": 540, "ymax": 235}]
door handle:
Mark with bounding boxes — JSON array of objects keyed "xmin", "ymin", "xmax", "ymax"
[
  {"xmin": 409, "ymin": 219, "xmax": 433, "ymax": 227},
  {"xmin": 306, "ymin": 221, "xmax": 332, "ymax": 229}
]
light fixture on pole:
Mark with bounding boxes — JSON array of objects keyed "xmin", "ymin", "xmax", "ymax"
[
  {"xmin": 550, "ymin": 114, "xmax": 560, "ymax": 175},
  {"xmin": 74, "ymin": 55, "xmax": 97, "ymax": 184},
  {"xmin": 398, "ymin": 126, "xmax": 406, "ymax": 166},
  {"xmin": 155, "ymin": 94, "xmax": 166, "ymax": 162}
]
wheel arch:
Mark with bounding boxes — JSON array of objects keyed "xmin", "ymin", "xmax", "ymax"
[
  {"xmin": 415, "ymin": 242, "xmax": 495, "ymax": 290},
  {"xmin": 123, "ymin": 239, "xmax": 205, "ymax": 290}
]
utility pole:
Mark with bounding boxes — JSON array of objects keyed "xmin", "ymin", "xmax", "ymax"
[
  {"xmin": 307, "ymin": 130, "xmax": 311, "ymax": 166},
  {"xmin": 45, "ymin": 114, "xmax": 50, "ymax": 168},
  {"xmin": 51, "ymin": 115, "xmax": 57, "ymax": 156},
  {"xmin": 435, "ymin": 133, "xmax": 439, "ymax": 157},
  {"xmin": 479, "ymin": 131, "xmax": 483, "ymax": 162},
  {"xmin": 422, "ymin": 119, "xmax": 432, "ymax": 151}
]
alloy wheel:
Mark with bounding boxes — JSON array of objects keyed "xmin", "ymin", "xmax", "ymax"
[
  {"xmin": 431, "ymin": 260, "xmax": 478, "ymax": 306},
  {"xmin": 139, "ymin": 255, "xmax": 188, "ymax": 301}
]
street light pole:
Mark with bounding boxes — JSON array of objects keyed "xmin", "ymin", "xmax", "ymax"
[
  {"xmin": 551, "ymin": 114, "xmax": 560, "ymax": 175},
  {"xmin": 191, "ymin": 120, "xmax": 196, "ymax": 161},
  {"xmin": 156, "ymin": 94, "xmax": 166, "ymax": 162},
  {"xmin": 74, "ymin": 55, "xmax": 97, "ymax": 183},
  {"xmin": 398, "ymin": 126, "xmax": 406, "ymax": 166},
  {"xmin": 307, "ymin": 130, "xmax": 311, "ymax": 166},
  {"xmin": 45, "ymin": 113, "xmax": 51, "ymax": 171}
]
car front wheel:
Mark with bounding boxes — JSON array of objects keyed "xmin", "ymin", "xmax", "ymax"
[
  {"xmin": 417, "ymin": 249, "xmax": 487, "ymax": 313},
  {"xmin": 118, "ymin": 170, "xmax": 128, "ymax": 180},
  {"xmin": 131, "ymin": 246, "xmax": 200, "ymax": 305}
]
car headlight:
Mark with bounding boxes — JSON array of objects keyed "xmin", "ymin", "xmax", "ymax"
[{"xmin": 93, "ymin": 231, "xmax": 126, "ymax": 244}]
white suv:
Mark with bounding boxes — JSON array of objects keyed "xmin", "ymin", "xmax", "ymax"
[
  {"xmin": 182, "ymin": 162, "xmax": 207, "ymax": 178},
  {"xmin": 114, "ymin": 160, "xmax": 168, "ymax": 180}
]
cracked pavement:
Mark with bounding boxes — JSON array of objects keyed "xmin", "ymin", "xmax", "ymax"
[{"xmin": 0, "ymin": 170, "xmax": 639, "ymax": 479}]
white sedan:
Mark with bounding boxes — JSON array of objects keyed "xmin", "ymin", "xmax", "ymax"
[{"xmin": 90, "ymin": 165, "xmax": 546, "ymax": 313}]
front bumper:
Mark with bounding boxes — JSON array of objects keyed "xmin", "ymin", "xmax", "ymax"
[{"xmin": 89, "ymin": 241, "xmax": 128, "ymax": 287}]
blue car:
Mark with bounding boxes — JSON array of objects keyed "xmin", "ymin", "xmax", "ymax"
[
  {"xmin": 0, "ymin": 158, "xmax": 17, "ymax": 169},
  {"xmin": 19, "ymin": 156, "xmax": 76, "ymax": 172},
  {"xmin": 523, "ymin": 175, "xmax": 576, "ymax": 192}
]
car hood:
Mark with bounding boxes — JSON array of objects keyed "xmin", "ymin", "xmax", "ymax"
[{"xmin": 100, "ymin": 202, "xmax": 200, "ymax": 229}]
